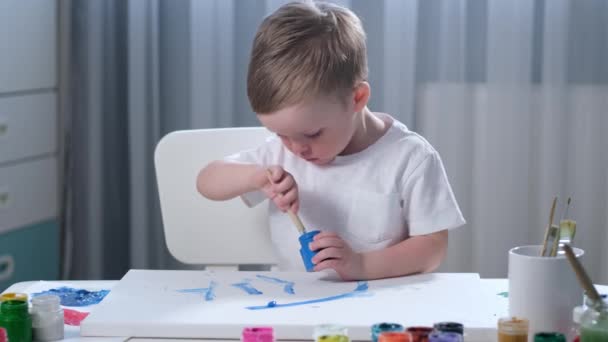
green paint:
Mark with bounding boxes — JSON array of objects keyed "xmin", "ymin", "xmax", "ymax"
[
  {"xmin": 497, "ymin": 292, "xmax": 509, "ymax": 298},
  {"xmin": 580, "ymin": 314, "xmax": 608, "ymax": 342},
  {"xmin": 317, "ymin": 335, "xmax": 349, "ymax": 342},
  {"xmin": 0, "ymin": 300, "xmax": 32, "ymax": 342}
]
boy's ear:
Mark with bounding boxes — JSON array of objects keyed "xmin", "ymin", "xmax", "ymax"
[{"xmin": 352, "ymin": 81, "xmax": 370, "ymax": 113}]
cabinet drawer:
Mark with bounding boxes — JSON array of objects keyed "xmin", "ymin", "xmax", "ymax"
[
  {"xmin": 0, "ymin": 93, "xmax": 57, "ymax": 164},
  {"xmin": 0, "ymin": 157, "xmax": 58, "ymax": 234},
  {"xmin": 0, "ymin": 0, "xmax": 57, "ymax": 93},
  {"xmin": 0, "ymin": 220, "xmax": 59, "ymax": 291}
]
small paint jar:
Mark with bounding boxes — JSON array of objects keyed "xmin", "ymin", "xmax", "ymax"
[
  {"xmin": 371, "ymin": 322, "xmax": 404, "ymax": 342},
  {"xmin": 0, "ymin": 327, "xmax": 7, "ymax": 342},
  {"xmin": 314, "ymin": 324, "xmax": 349, "ymax": 342},
  {"xmin": 378, "ymin": 332, "xmax": 412, "ymax": 342},
  {"xmin": 0, "ymin": 293, "xmax": 28, "ymax": 302},
  {"xmin": 432, "ymin": 322, "xmax": 463, "ymax": 336},
  {"xmin": 299, "ymin": 230, "xmax": 320, "ymax": 271},
  {"xmin": 579, "ymin": 302, "xmax": 608, "ymax": 342},
  {"xmin": 427, "ymin": 331, "xmax": 462, "ymax": 342},
  {"xmin": 31, "ymin": 295, "xmax": 64, "ymax": 341},
  {"xmin": 533, "ymin": 332, "xmax": 566, "ymax": 342},
  {"xmin": 242, "ymin": 327, "xmax": 274, "ymax": 342},
  {"xmin": 406, "ymin": 326, "xmax": 433, "ymax": 342},
  {"xmin": 497, "ymin": 317, "xmax": 528, "ymax": 342},
  {"xmin": 0, "ymin": 299, "xmax": 32, "ymax": 342}
]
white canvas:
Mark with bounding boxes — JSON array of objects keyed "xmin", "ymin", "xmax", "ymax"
[{"xmin": 81, "ymin": 270, "xmax": 496, "ymax": 340}]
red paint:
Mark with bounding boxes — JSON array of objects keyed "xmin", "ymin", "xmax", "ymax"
[{"xmin": 63, "ymin": 308, "xmax": 89, "ymax": 326}]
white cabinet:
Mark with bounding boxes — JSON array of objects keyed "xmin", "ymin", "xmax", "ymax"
[
  {"xmin": 0, "ymin": 0, "xmax": 57, "ymax": 93},
  {"xmin": 0, "ymin": 1, "xmax": 60, "ymax": 289}
]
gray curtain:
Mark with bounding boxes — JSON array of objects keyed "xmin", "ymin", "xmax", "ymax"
[{"xmin": 64, "ymin": 0, "xmax": 608, "ymax": 282}]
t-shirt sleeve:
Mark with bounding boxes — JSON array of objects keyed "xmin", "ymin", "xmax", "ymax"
[
  {"xmin": 223, "ymin": 139, "xmax": 275, "ymax": 208},
  {"xmin": 400, "ymin": 150, "xmax": 466, "ymax": 236}
]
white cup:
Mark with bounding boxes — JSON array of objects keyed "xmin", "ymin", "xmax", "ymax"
[{"xmin": 508, "ymin": 245, "xmax": 584, "ymax": 338}]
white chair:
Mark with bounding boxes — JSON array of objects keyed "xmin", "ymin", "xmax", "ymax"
[{"xmin": 154, "ymin": 127, "xmax": 277, "ymax": 269}]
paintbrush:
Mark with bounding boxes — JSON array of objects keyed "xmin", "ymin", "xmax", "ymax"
[
  {"xmin": 541, "ymin": 197, "xmax": 558, "ymax": 257},
  {"xmin": 265, "ymin": 169, "xmax": 307, "ymax": 234},
  {"xmin": 562, "ymin": 244, "xmax": 604, "ymax": 309},
  {"xmin": 559, "ymin": 197, "xmax": 577, "ymax": 245}
]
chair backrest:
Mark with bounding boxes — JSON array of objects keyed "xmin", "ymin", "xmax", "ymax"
[{"xmin": 154, "ymin": 127, "xmax": 277, "ymax": 266}]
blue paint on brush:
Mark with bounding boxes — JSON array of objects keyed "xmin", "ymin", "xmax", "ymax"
[
  {"xmin": 246, "ymin": 281, "xmax": 370, "ymax": 310},
  {"xmin": 256, "ymin": 275, "xmax": 295, "ymax": 294},
  {"xmin": 232, "ymin": 280, "xmax": 263, "ymax": 295},
  {"xmin": 32, "ymin": 287, "xmax": 110, "ymax": 307},
  {"xmin": 177, "ymin": 281, "xmax": 218, "ymax": 301}
]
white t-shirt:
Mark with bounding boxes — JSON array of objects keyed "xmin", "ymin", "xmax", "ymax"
[{"xmin": 225, "ymin": 116, "xmax": 466, "ymax": 271}]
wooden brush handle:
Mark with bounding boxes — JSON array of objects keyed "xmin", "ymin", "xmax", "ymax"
[
  {"xmin": 562, "ymin": 244, "xmax": 602, "ymax": 305},
  {"xmin": 287, "ymin": 210, "xmax": 306, "ymax": 234}
]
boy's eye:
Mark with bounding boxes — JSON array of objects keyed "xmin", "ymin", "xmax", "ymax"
[{"xmin": 305, "ymin": 130, "xmax": 323, "ymax": 138}]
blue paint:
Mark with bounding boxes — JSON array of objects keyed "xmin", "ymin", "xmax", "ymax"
[
  {"xmin": 299, "ymin": 230, "xmax": 320, "ymax": 271},
  {"xmin": 246, "ymin": 281, "xmax": 370, "ymax": 310},
  {"xmin": 177, "ymin": 281, "xmax": 217, "ymax": 301},
  {"xmin": 232, "ymin": 280, "xmax": 263, "ymax": 295},
  {"xmin": 32, "ymin": 287, "xmax": 109, "ymax": 307},
  {"xmin": 256, "ymin": 275, "xmax": 295, "ymax": 294}
]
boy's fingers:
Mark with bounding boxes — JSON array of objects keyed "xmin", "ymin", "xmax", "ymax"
[
  {"xmin": 310, "ymin": 237, "xmax": 344, "ymax": 250},
  {"xmin": 312, "ymin": 247, "xmax": 342, "ymax": 264},
  {"xmin": 313, "ymin": 231, "xmax": 339, "ymax": 240}
]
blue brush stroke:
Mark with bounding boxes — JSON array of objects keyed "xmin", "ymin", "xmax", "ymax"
[
  {"xmin": 256, "ymin": 274, "xmax": 295, "ymax": 294},
  {"xmin": 232, "ymin": 280, "xmax": 263, "ymax": 295},
  {"xmin": 246, "ymin": 281, "xmax": 370, "ymax": 310},
  {"xmin": 177, "ymin": 281, "xmax": 217, "ymax": 301},
  {"xmin": 32, "ymin": 287, "xmax": 110, "ymax": 307}
]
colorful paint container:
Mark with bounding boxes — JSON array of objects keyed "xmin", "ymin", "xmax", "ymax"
[
  {"xmin": 314, "ymin": 324, "xmax": 349, "ymax": 342},
  {"xmin": 406, "ymin": 326, "xmax": 433, "ymax": 342},
  {"xmin": 432, "ymin": 322, "xmax": 463, "ymax": 335},
  {"xmin": 428, "ymin": 331, "xmax": 462, "ymax": 342},
  {"xmin": 242, "ymin": 327, "xmax": 274, "ymax": 342},
  {"xmin": 0, "ymin": 293, "xmax": 28, "ymax": 303},
  {"xmin": 378, "ymin": 332, "xmax": 412, "ymax": 342},
  {"xmin": 31, "ymin": 295, "xmax": 64, "ymax": 341},
  {"xmin": 0, "ymin": 300, "xmax": 32, "ymax": 342},
  {"xmin": 371, "ymin": 322, "xmax": 404, "ymax": 342},
  {"xmin": 533, "ymin": 332, "xmax": 566, "ymax": 342},
  {"xmin": 299, "ymin": 230, "xmax": 320, "ymax": 271},
  {"xmin": 498, "ymin": 317, "xmax": 528, "ymax": 342}
]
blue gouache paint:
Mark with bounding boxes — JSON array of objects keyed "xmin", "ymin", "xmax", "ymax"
[
  {"xmin": 177, "ymin": 281, "xmax": 217, "ymax": 301},
  {"xmin": 32, "ymin": 287, "xmax": 109, "ymax": 307},
  {"xmin": 256, "ymin": 275, "xmax": 295, "ymax": 294},
  {"xmin": 299, "ymin": 230, "xmax": 320, "ymax": 271},
  {"xmin": 246, "ymin": 281, "xmax": 369, "ymax": 310},
  {"xmin": 232, "ymin": 280, "xmax": 263, "ymax": 295}
]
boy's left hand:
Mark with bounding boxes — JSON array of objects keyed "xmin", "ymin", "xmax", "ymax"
[{"xmin": 310, "ymin": 231, "xmax": 365, "ymax": 281}]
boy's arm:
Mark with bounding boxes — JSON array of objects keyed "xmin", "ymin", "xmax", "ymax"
[
  {"xmin": 361, "ymin": 229, "xmax": 448, "ymax": 279},
  {"xmin": 196, "ymin": 160, "xmax": 266, "ymax": 201}
]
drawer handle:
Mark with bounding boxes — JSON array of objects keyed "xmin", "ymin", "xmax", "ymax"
[
  {"xmin": 0, "ymin": 190, "xmax": 9, "ymax": 209},
  {"xmin": 0, "ymin": 255, "xmax": 15, "ymax": 281},
  {"xmin": 0, "ymin": 122, "xmax": 6, "ymax": 136}
]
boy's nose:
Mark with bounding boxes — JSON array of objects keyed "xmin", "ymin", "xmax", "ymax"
[{"xmin": 292, "ymin": 142, "xmax": 311, "ymax": 156}]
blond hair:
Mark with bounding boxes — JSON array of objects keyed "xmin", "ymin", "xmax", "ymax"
[{"xmin": 247, "ymin": 1, "xmax": 368, "ymax": 114}]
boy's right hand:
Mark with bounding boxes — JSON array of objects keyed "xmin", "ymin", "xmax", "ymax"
[{"xmin": 257, "ymin": 165, "xmax": 299, "ymax": 213}]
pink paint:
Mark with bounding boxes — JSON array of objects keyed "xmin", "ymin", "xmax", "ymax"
[
  {"xmin": 63, "ymin": 308, "xmax": 89, "ymax": 326},
  {"xmin": 242, "ymin": 327, "xmax": 274, "ymax": 342},
  {"xmin": 0, "ymin": 327, "xmax": 7, "ymax": 342}
]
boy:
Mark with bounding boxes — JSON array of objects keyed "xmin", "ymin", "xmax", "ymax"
[{"xmin": 197, "ymin": 1, "xmax": 465, "ymax": 280}]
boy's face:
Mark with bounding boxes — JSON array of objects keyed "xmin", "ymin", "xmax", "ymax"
[{"xmin": 257, "ymin": 94, "xmax": 358, "ymax": 165}]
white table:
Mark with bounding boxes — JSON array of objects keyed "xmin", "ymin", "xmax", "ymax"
[{"xmin": 4, "ymin": 279, "xmax": 607, "ymax": 342}]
